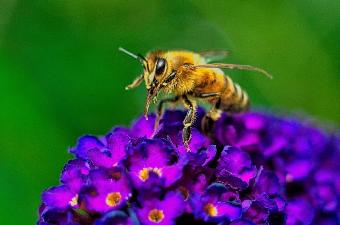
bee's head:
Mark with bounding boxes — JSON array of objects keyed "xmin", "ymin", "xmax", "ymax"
[
  {"xmin": 119, "ymin": 47, "xmax": 176, "ymax": 118},
  {"xmin": 143, "ymin": 52, "xmax": 179, "ymax": 118},
  {"xmin": 142, "ymin": 52, "xmax": 166, "ymax": 89}
]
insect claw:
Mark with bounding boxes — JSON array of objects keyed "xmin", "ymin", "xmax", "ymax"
[
  {"xmin": 184, "ymin": 142, "xmax": 191, "ymax": 152},
  {"xmin": 151, "ymin": 121, "xmax": 159, "ymax": 138}
]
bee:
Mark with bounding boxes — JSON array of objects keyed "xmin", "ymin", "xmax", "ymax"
[{"xmin": 119, "ymin": 47, "xmax": 272, "ymax": 150}]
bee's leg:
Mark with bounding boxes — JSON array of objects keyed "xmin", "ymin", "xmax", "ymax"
[
  {"xmin": 182, "ymin": 95, "xmax": 197, "ymax": 151},
  {"xmin": 193, "ymin": 92, "xmax": 221, "ymax": 134},
  {"xmin": 154, "ymin": 96, "xmax": 180, "ymax": 133},
  {"xmin": 202, "ymin": 97, "xmax": 222, "ymax": 135},
  {"xmin": 197, "ymin": 92, "xmax": 220, "ymax": 98},
  {"xmin": 125, "ymin": 74, "xmax": 143, "ymax": 90}
]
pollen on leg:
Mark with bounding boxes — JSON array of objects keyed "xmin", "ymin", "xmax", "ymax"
[
  {"xmin": 138, "ymin": 167, "xmax": 162, "ymax": 182},
  {"xmin": 204, "ymin": 203, "xmax": 218, "ymax": 217},
  {"xmin": 105, "ymin": 192, "xmax": 122, "ymax": 207},
  {"xmin": 148, "ymin": 209, "xmax": 165, "ymax": 223},
  {"xmin": 208, "ymin": 109, "xmax": 222, "ymax": 121}
]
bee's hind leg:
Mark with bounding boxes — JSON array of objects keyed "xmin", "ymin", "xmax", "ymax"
[
  {"xmin": 153, "ymin": 96, "xmax": 180, "ymax": 135},
  {"xmin": 202, "ymin": 97, "xmax": 222, "ymax": 135},
  {"xmin": 182, "ymin": 95, "xmax": 197, "ymax": 151},
  {"xmin": 194, "ymin": 92, "xmax": 221, "ymax": 135}
]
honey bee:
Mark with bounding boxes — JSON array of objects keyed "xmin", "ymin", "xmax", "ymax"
[{"xmin": 119, "ymin": 47, "xmax": 272, "ymax": 150}]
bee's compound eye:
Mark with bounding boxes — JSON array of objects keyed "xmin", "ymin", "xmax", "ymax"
[{"xmin": 155, "ymin": 58, "xmax": 166, "ymax": 75}]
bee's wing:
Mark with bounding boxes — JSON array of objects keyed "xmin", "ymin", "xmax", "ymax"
[
  {"xmin": 193, "ymin": 63, "xmax": 273, "ymax": 79},
  {"xmin": 199, "ymin": 50, "xmax": 230, "ymax": 63}
]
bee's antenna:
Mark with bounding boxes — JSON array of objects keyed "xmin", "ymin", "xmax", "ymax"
[
  {"xmin": 118, "ymin": 47, "xmax": 140, "ymax": 60},
  {"xmin": 118, "ymin": 47, "xmax": 150, "ymax": 72}
]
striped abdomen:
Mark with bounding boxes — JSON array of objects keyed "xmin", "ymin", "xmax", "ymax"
[{"xmin": 220, "ymin": 76, "xmax": 250, "ymax": 113}]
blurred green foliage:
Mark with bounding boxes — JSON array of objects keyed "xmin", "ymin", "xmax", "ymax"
[{"xmin": 0, "ymin": 0, "xmax": 339, "ymax": 224}]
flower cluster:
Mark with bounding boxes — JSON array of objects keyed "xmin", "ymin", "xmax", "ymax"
[{"xmin": 38, "ymin": 109, "xmax": 340, "ymax": 225}]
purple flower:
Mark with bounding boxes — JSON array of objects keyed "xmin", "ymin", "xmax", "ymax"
[
  {"xmin": 42, "ymin": 185, "xmax": 78, "ymax": 210},
  {"xmin": 70, "ymin": 135, "xmax": 105, "ymax": 160},
  {"xmin": 135, "ymin": 192, "xmax": 184, "ymax": 225},
  {"xmin": 38, "ymin": 109, "xmax": 340, "ymax": 225},
  {"xmin": 125, "ymin": 139, "xmax": 185, "ymax": 189},
  {"xmin": 94, "ymin": 211, "xmax": 133, "ymax": 225},
  {"xmin": 79, "ymin": 167, "xmax": 132, "ymax": 213},
  {"xmin": 178, "ymin": 145, "xmax": 217, "ymax": 195},
  {"xmin": 285, "ymin": 198, "xmax": 315, "ymax": 225},
  {"xmin": 191, "ymin": 183, "xmax": 242, "ymax": 223},
  {"xmin": 38, "ymin": 208, "xmax": 81, "ymax": 225},
  {"xmin": 229, "ymin": 219, "xmax": 255, "ymax": 225},
  {"xmin": 88, "ymin": 130, "xmax": 130, "ymax": 168},
  {"xmin": 130, "ymin": 114, "xmax": 156, "ymax": 139},
  {"xmin": 42, "ymin": 159, "xmax": 89, "ymax": 209},
  {"xmin": 216, "ymin": 146, "xmax": 257, "ymax": 190},
  {"xmin": 242, "ymin": 200, "xmax": 270, "ymax": 224},
  {"xmin": 155, "ymin": 110, "xmax": 210, "ymax": 154}
]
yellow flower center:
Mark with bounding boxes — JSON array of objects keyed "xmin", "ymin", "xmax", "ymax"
[
  {"xmin": 138, "ymin": 167, "xmax": 162, "ymax": 182},
  {"xmin": 148, "ymin": 209, "xmax": 165, "ymax": 223},
  {"xmin": 69, "ymin": 194, "xmax": 78, "ymax": 207},
  {"xmin": 105, "ymin": 192, "xmax": 122, "ymax": 207},
  {"xmin": 204, "ymin": 203, "xmax": 218, "ymax": 217}
]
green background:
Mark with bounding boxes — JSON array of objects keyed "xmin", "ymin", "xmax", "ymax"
[{"xmin": 0, "ymin": 0, "xmax": 339, "ymax": 224}]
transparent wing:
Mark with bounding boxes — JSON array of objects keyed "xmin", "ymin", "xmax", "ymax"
[
  {"xmin": 193, "ymin": 63, "xmax": 273, "ymax": 79},
  {"xmin": 199, "ymin": 50, "xmax": 230, "ymax": 63}
]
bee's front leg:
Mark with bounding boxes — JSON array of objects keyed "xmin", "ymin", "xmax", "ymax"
[
  {"xmin": 182, "ymin": 95, "xmax": 197, "ymax": 151},
  {"xmin": 125, "ymin": 74, "xmax": 144, "ymax": 90},
  {"xmin": 153, "ymin": 96, "xmax": 180, "ymax": 135}
]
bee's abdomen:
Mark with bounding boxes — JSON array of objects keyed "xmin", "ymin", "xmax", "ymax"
[{"xmin": 220, "ymin": 76, "xmax": 250, "ymax": 113}]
